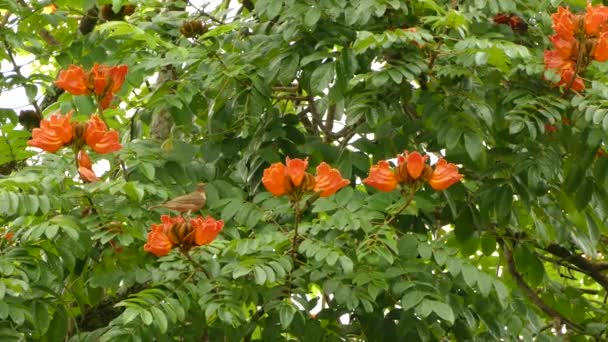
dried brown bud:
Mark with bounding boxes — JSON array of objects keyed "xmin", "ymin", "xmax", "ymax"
[
  {"xmin": 421, "ymin": 164, "xmax": 433, "ymax": 181},
  {"xmin": 395, "ymin": 163, "xmax": 412, "ymax": 184},
  {"xmin": 300, "ymin": 173, "xmax": 316, "ymax": 192}
]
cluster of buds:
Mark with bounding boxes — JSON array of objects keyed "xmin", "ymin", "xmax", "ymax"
[
  {"xmin": 27, "ymin": 112, "xmax": 121, "ymax": 182},
  {"xmin": 544, "ymin": 5, "xmax": 608, "ymax": 92},
  {"xmin": 493, "ymin": 13, "xmax": 528, "ymax": 33},
  {"xmin": 262, "ymin": 157, "xmax": 350, "ymax": 201},
  {"xmin": 144, "ymin": 215, "xmax": 224, "ymax": 257},
  {"xmin": 100, "ymin": 4, "xmax": 136, "ymax": 21},
  {"xmin": 363, "ymin": 151, "xmax": 463, "ymax": 192},
  {"xmin": 180, "ymin": 20, "xmax": 208, "ymax": 38},
  {"xmin": 55, "ymin": 64, "xmax": 128, "ymax": 109}
]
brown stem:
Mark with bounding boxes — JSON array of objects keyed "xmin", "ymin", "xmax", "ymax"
[
  {"xmin": 182, "ymin": 249, "xmax": 212, "ymax": 279},
  {"xmin": 501, "ymin": 240, "xmax": 585, "ymax": 334},
  {"xmin": 291, "ymin": 201, "xmax": 301, "ymax": 264},
  {"xmin": 385, "ymin": 187, "xmax": 417, "ymax": 225}
]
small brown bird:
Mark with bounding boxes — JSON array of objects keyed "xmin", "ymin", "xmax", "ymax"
[{"xmin": 150, "ymin": 183, "xmax": 206, "ymax": 215}]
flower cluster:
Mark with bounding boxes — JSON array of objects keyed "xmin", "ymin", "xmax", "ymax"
[
  {"xmin": 55, "ymin": 64, "xmax": 128, "ymax": 109},
  {"xmin": 544, "ymin": 5, "xmax": 608, "ymax": 92},
  {"xmin": 144, "ymin": 215, "xmax": 224, "ymax": 256},
  {"xmin": 27, "ymin": 112, "xmax": 121, "ymax": 182},
  {"xmin": 363, "ymin": 151, "xmax": 463, "ymax": 192},
  {"xmin": 262, "ymin": 157, "xmax": 350, "ymax": 200}
]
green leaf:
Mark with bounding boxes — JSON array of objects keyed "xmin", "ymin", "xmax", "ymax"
[
  {"xmin": 121, "ymin": 307, "xmax": 139, "ymax": 324},
  {"xmin": 310, "ymin": 63, "xmax": 335, "ymax": 94},
  {"xmin": 150, "ymin": 307, "xmax": 168, "ymax": 333},
  {"xmin": 304, "ymin": 6, "xmax": 321, "ymax": 27},
  {"xmin": 253, "ymin": 266, "xmax": 267, "ymax": 285},
  {"xmin": 279, "ymin": 304, "xmax": 295, "ymax": 329},
  {"xmin": 401, "ymin": 291, "xmax": 426, "ymax": 311},
  {"xmin": 32, "ymin": 301, "xmax": 50, "ymax": 335},
  {"xmin": 464, "ymin": 133, "xmax": 483, "ymax": 161},
  {"xmin": 398, "ymin": 235, "xmax": 419, "ymax": 259},
  {"xmin": 45, "ymin": 306, "xmax": 68, "ymax": 342},
  {"xmin": 417, "ymin": 242, "xmax": 432, "ymax": 260},
  {"xmin": 339, "ymin": 256, "xmax": 353, "ymax": 273},
  {"xmin": 123, "ymin": 182, "xmax": 145, "ymax": 202},
  {"xmin": 427, "ymin": 300, "xmax": 455, "ymax": 324}
]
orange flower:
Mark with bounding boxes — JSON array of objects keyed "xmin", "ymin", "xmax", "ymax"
[
  {"xmin": 144, "ymin": 224, "xmax": 173, "ymax": 256},
  {"xmin": 363, "ymin": 160, "xmax": 398, "ymax": 192},
  {"xmin": 428, "ymin": 159, "xmax": 463, "ymax": 191},
  {"xmin": 549, "ymin": 34, "xmax": 577, "ymax": 59},
  {"xmin": 584, "ymin": 3, "xmax": 608, "ymax": 36},
  {"xmin": 552, "ymin": 7, "xmax": 578, "ymax": 40},
  {"xmin": 55, "ymin": 65, "xmax": 89, "ymax": 96},
  {"xmin": 55, "ymin": 64, "xmax": 128, "ymax": 109},
  {"xmin": 285, "ymin": 157, "xmax": 308, "ymax": 187},
  {"xmin": 77, "ymin": 150, "xmax": 99, "ymax": 182},
  {"xmin": 543, "ymin": 50, "xmax": 572, "ymax": 70},
  {"xmin": 191, "ymin": 216, "xmax": 224, "ymax": 245},
  {"xmin": 313, "ymin": 162, "xmax": 350, "ymax": 197},
  {"xmin": 42, "ymin": 4, "xmax": 57, "ymax": 14},
  {"xmin": 262, "ymin": 162, "xmax": 288, "ymax": 196},
  {"xmin": 557, "ymin": 68, "xmax": 585, "ymax": 92},
  {"xmin": 4, "ymin": 232, "xmax": 13, "ymax": 240},
  {"xmin": 27, "ymin": 112, "xmax": 74, "ymax": 152},
  {"xmin": 84, "ymin": 115, "xmax": 122, "ymax": 154},
  {"xmin": 90, "ymin": 64, "xmax": 128, "ymax": 109},
  {"xmin": 398, "ymin": 151, "xmax": 428, "ymax": 180},
  {"xmin": 594, "ymin": 32, "xmax": 608, "ymax": 61}
]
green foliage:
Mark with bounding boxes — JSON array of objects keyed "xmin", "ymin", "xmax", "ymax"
[{"xmin": 2, "ymin": 0, "xmax": 608, "ymax": 341}]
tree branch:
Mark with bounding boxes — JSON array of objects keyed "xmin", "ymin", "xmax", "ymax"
[
  {"xmin": 501, "ymin": 240, "xmax": 585, "ymax": 334},
  {"xmin": 544, "ymin": 244, "xmax": 608, "ymax": 291}
]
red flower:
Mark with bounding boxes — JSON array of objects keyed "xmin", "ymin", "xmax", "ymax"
[
  {"xmin": 55, "ymin": 65, "xmax": 89, "ymax": 96},
  {"xmin": 428, "ymin": 159, "xmax": 463, "ymax": 191},
  {"xmin": 27, "ymin": 112, "xmax": 74, "ymax": 152},
  {"xmin": 4, "ymin": 232, "xmax": 13, "ymax": 240},
  {"xmin": 84, "ymin": 115, "xmax": 122, "ymax": 154},
  {"xmin": 585, "ymin": 3, "xmax": 608, "ymax": 36},
  {"xmin": 313, "ymin": 162, "xmax": 350, "ymax": 197},
  {"xmin": 262, "ymin": 162, "xmax": 288, "ymax": 196},
  {"xmin": 363, "ymin": 160, "xmax": 398, "ymax": 192},
  {"xmin": 191, "ymin": 216, "xmax": 224, "ymax": 245},
  {"xmin": 552, "ymin": 7, "xmax": 578, "ymax": 40},
  {"xmin": 77, "ymin": 150, "xmax": 99, "ymax": 182},
  {"xmin": 544, "ymin": 124, "xmax": 557, "ymax": 133},
  {"xmin": 144, "ymin": 223, "xmax": 173, "ymax": 256}
]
